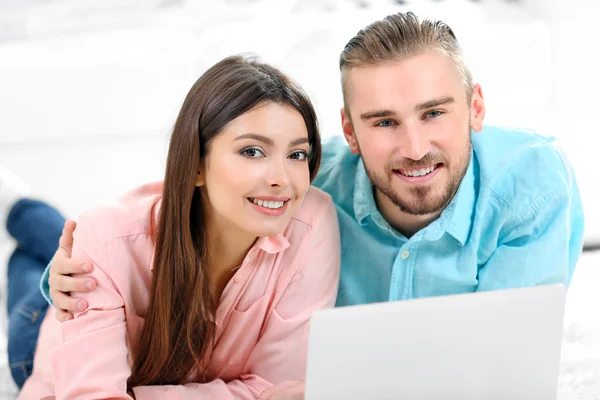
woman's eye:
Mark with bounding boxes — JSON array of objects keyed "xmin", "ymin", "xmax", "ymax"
[
  {"xmin": 376, "ymin": 119, "xmax": 396, "ymax": 128},
  {"xmin": 241, "ymin": 147, "xmax": 264, "ymax": 158},
  {"xmin": 290, "ymin": 151, "xmax": 309, "ymax": 161}
]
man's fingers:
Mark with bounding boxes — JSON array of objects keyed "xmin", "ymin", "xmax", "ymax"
[
  {"xmin": 51, "ymin": 220, "xmax": 92, "ymax": 276},
  {"xmin": 52, "ymin": 274, "xmax": 96, "ymax": 293},
  {"xmin": 50, "ymin": 256, "xmax": 91, "ymax": 275},
  {"xmin": 51, "ymin": 291, "xmax": 87, "ymax": 313},
  {"xmin": 58, "ymin": 220, "xmax": 77, "ymax": 256}
]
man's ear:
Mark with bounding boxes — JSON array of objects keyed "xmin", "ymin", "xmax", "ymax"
[
  {"xmin": 470, "ymin": 83, "xmax": 486, "ymax": 132},
  {"xmin": 341, "ymin": 107, "xmax": 359, "ymax": 154}
]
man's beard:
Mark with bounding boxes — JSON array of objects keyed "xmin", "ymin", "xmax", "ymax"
[{"xmin": 361, "ymin": 134, "xmax": 472, "ymax": 217}]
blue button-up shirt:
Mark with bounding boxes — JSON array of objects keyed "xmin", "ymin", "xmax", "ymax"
[{"xmin": 312, "ymin": 126, "xmax": 585, "ymax": 307}]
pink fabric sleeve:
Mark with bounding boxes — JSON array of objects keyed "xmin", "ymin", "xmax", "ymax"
[{"xmin": 50, "ymin": 216, "xmax": 133, "ymax": 399}]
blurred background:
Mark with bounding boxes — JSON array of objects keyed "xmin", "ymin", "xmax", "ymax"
[{"xmin": 0, "ymin": 0, "xmax": 598, "ymax": 398}]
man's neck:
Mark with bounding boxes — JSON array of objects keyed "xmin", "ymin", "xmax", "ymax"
[{"xmin": 374, "ymin": 189, "xmax": 442, "ymax": 239}]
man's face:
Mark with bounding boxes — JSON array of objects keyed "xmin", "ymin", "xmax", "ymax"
[{"xmin": 342, "ymin": 50, "xmax": 485, "ymax": 216}]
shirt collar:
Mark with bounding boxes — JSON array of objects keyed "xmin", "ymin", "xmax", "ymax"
[
  {"xmin": 353, "ymin": 158, "xmax": 376, "ymax": 226},
  {"xmin": 254, "ymin": 234, "xmax": 291, "ymax": 254}
]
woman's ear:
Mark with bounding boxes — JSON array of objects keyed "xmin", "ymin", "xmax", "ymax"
[{"xmin": 196, "ymin": 167, "xmax": 204, "ymax": 187}]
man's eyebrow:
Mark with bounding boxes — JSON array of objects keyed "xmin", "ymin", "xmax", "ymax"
[
  {"xmin": 358, "ymin": 97, "xmax": 455, "ymax": 120},
  {"xmin": 415, "ymin": 96, "xmax": 455, "ymax": 111},
  {"xmin": 360, "ymin": 110, "xmax": 397, "ymax": 121}
]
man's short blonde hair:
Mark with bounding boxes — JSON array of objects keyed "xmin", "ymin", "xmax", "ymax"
[{"xmin": 340, "ymin": 12, "xmax": 474, "ymax": 112}]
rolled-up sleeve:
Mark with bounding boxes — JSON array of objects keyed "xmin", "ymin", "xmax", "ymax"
[{"xmin": 50, "ymin": 215, "xmax": 133, "ymax": 399}]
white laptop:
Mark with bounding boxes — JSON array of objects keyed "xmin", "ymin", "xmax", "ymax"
[{"xmin": 305, "ymin": 284, "xmax": 567, "ymax": 400}]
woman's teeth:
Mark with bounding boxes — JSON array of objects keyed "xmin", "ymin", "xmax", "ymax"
[
  {"xmin": 399, "ymin": 165, "xmax": 436, "ymax": 177},
  {"xmin": 249, "ymin": 198, "xmax": 285, "ymax": 209}
]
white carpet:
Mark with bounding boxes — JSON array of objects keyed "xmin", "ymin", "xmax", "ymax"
[{"xmin": 557, "ymin": 252, "xmax": 600, "ymax": 399}]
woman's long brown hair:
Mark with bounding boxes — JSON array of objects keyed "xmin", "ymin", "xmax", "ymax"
[{"xmin": 126, "ymin": 55, "xmax": 321, "ymax": 388}]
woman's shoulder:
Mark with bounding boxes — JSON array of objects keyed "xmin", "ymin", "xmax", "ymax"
[{"xmin": 76, "ymin": 181, "xmax": 163, "ymax": 244}]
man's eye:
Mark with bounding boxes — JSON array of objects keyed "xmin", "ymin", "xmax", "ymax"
[
  {"xmin": 424, "ymin": 110, "xmax": 443, "ymax": 119},
  {"xmin": 376, "ymin": 119, "xmax": 395, "ymax": 128}
]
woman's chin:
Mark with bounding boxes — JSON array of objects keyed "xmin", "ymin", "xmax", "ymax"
[
  {"xmin": 248, "ymin": 221, "xmax": 288, "ymax": 238},
  {"xmin": 255, "ymin": 227, "xmax": 285, "ymax": 238}
]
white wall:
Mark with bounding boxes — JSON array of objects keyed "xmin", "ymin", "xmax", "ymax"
[{"xmin": 0, "ymin": 0, "xmax": 597, "ymax": 239}]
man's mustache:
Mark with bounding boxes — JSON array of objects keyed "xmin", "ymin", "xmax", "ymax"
[{"xmin": 388, "ymin": 153, "xmax": 447, "ymax": 170}]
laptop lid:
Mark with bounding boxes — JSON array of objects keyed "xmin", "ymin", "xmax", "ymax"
[{"xmin": 305, "ymin": 284, "xmax": 567, "ymax": 400}]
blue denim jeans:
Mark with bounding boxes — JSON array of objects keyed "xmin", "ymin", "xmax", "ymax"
[{"xmin": 6, "ymin": 199, "xmax": 65, "ymax": 389}]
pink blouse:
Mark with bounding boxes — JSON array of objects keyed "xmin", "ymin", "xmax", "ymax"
[{"xmin": 19, "ymin": 181, "xmax": 340, "ymax": 399}]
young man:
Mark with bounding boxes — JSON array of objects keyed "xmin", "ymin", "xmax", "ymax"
[{"xmin": 36, "ymin": 11, "xmax": 584, "ymax": 399}]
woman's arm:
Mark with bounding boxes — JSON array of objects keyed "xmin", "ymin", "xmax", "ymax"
[{"xmin": 50, "ymin": 215, "xmax": 133, "ymax": 399}]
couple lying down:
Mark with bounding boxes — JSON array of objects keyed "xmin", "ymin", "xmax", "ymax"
[{"xmin": 14, "ymin": 11, "xmax": 584, "ymax": 400}]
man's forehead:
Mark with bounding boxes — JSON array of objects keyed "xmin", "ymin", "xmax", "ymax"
[
  {"xmin": 345, "ymin": 56, "xmax": 464, "ymax": 109},
  {"xmin": 349, "ymin": 54, "xmax": 456, "ymax": 83}
]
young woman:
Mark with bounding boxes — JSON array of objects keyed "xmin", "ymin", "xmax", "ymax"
[{"xmin": 17, "ymin": 54, "xmax": 340, "ymax": 399}]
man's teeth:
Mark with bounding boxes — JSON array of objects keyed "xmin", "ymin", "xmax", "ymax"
[
  {"xmin": 250, "ymin": 198, "xmax": 285, "ymax": 209},
  {"xmin": 399, "ymin": 165, "xmax": 436, "ymax": 177}
]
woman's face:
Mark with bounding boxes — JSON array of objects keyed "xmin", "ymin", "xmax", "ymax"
[{"xmin": 199, "ymin": 102, "xmax": 311, "ymax": 238}]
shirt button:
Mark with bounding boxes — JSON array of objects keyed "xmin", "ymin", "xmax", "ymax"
[
  {"xmin": 401, "ymin": 250, "xmax": 410, "ymax": 259},
  {"xmin": 234, "ymin": 275, "xmax": 243, "ymax": 283}
]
